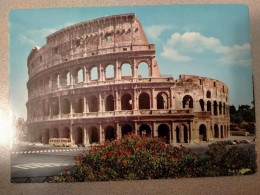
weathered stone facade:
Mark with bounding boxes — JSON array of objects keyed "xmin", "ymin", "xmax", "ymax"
[{"xmin": 26, "ymin": 13, "xmax": 230, "ymax": 146}]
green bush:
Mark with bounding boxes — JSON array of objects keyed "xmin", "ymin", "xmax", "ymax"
[{"xmin": 53, "ymin": 135, "xmax": 256, "ymax": 182}]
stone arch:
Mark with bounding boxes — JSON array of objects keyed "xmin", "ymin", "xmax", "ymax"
[
  {"xmin": 206, "ymin": 91, "xmax": 211, "ymax": 98},
  {"xmin": 223, "ymin": 103, "xmax": 226, "ymax": 115},
  {"xmin": 62, "ymin": 127, "xmax": 70, "ymax": 138},
  {"xmin": 221, "ymin": 125, "xmax": 224, "ymax": 138},
  {"xmin": 105, "ymin": 126, "xmax": 115, "ymax": 141},
  {"xmin": 44, "ymin": 76, "xmax": 51, "ymax": 90},
  {"xmin": 38, "ymin": 79, "xmax": 44, "ymax": 92},
  {"xmin": 214, "ymin": 101, "xmax": 218, "ymax": 115},
  {"xmin": 219, "ymin": 102, "xmax": 222, "ymax": 115},
  {"xmin": 138, "ymin": 61, "xmax": 149, "ymax": 78},
  {"xmin": 199, "ymin": 124, "xmax": 207, "ymax": 141},
  {"xmin": 199, "ymin": 99, "xmax": 205, "ymax": 111},
  {"xmin": 105, "ymin": 64, "xmax": 115, "ymax": 80},
  {"xmin": 183, "ymin": 124, "xmax": 189, "ymax": 143},
  {"xmin": 214, "ymin": 124, "xmax": 219, "ymax": 138},
  {"xmin": 51, "ymin": 128, "xmax": 59, "ymax": 138},
  {"xmin": 105, "ymin": 95, "xmax": 114, "ymax": 111},
  {"xmin": 157, "ymin": 92, "xmax": 168, "ymax": 109},
  {"xmin": 75, "ymin": 98, "xmax": 83, "ymax": 113},
  {"xmin": 66, "ymin": 71, "xmax": 71, "ymax": 86},
  {"xmin": 74, "ymin": 127, "xmax": 84, "ymax": 145},
  {"xmin": 42, "ymin": 128, "xmax": 50, "ymax": 144},
  {"xmin": 121, "ymin": 93, "xmax": 132, "ymax": 110},
  {"xmin": 77, "ymin": 68, "xmax": 83, "ymax": 83},
  {"xmin": 139, "ymin": 92, "xmax": 150, "ymax": 109},
  {"xmin": 89, "ymin": 95, "xmax": 98, "ymax": 112},
  {"xmin": 183, "ymin": 95, "xmax": 193, "ymax": 109},
  {"xmin": 90, "ymin": 66, "xmax": 98, "ymax": 81},
  {"xmin": 158, "ymin": 124, "xmax": 170, "ymax": 143},
  {"xmin": 61, "ymin": 98, "xmax": 70, "ymax": 114},
  {"xmin": 89, "ymin": 126, "xmax": 99, "ymax": 144},
  {"xmin": 207, "ymin": 101, "xmax": 211, "ymax": 112},
  {"xmin": 139, "ymin": 124, "xmax": 151, "ymax": 136},
  {"xmin": 121, "ymin": 124, "xmax": 133, "ymax": 137},
  {"xmin": 53, "ymin": 73, "xmax": 60, "ymax": 88},
  {"xmin": 121, "ymin": 63, "xmax": 132, "ymax": 79},
  {"xmin": 51, "ymin": 98, "xmax": 59, "ymax": 115}
]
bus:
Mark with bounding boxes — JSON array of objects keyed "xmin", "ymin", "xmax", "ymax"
[{"xmin": 49, "ymin": 138, "xmax": 71, "ymax": 147}]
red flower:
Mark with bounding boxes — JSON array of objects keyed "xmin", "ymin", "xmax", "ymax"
[
  {"xmin": 118, "ymin": 178, "xmax": 123, "ymax": 181},
  {"xmin": 122, "ymin": 160, "xmax": 127, "ymax": 167},
  {"xmin": 64, "ymin": 168, "xmax": 69, "ymax": 172},
  {"xmin": 152, "ymin": 153, "xmax": 158, "ymax": 158},
  {"xmin": 67, "ymin": 175, "xmax": 72, "ymax": 180}
]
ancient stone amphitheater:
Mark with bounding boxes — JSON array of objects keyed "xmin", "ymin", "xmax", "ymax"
[{"xmin": 26, "ymin": 13, "xmax": 230, "ymax": 146}]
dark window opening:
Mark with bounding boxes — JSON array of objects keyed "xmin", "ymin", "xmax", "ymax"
[{"xmin": 139, "ymin": 92, "xmax": 150, "ymax": 109}]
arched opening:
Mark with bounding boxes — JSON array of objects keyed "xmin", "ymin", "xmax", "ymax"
[
  {"xmin": 62, "ymin": 98, "xmax": 70, "ymax": 114},
  {"xmin": 183, "ymin": 95, "xmax": 193, "ymax": 108},
  {"xmin": 176, "ymin": 126, "xmax": 180, "ymax": 143},
  {"xmin": 183, "ymin": 124, "xmax": 189, "ymax": 143},
  {"xmin": 121, "ymin": 63, "xmax": 132, "ymax": 79},
  {"xmin": 157, "ymin": 93, "xmax": 168, "ymax": 109},
  {"xmin": 223, "ymin": 103, "xmax": 226, "ymax": 115},
  {"xmin": 221, "ymin": 125, "xmax": 224, "ymax": 138},
  {"xmin": 90, "ymin": 66, "xmax": 98, "ymax": 81},
  {"xmin": 139, "ymin": 124, "xmax": 151, "ymax": 136},
  {"xmin": 207, "ymin": 101, "xmax": 211, "ymax": 112},
  {"xmin": 52, "ymin": 99, "xmax": 59, "ymax": 115},
  {"xmin": 121, "ymin": 124, "xmax": 132, "ymax": 137},
  {"xmin": 89, "ymin": 95, "xmax": 98, "ymax": 112},
  {"xmin": 39, "ymin": 80, "xmax": 43, "ymax": 92},
  {"xmin": 206, "ymin": 91, "xmax": 211, "ymax": 98},
  {"xmin": 51, "ymin": 128, "xmax": 59, "ymax": 138},
  {"xmin": 139, "ymin": 92, "xmax": 150, "ymax": 109},
  {"xmin": 219, "ymin": 102, "xmax": 222, "ymax": 115},
  {"xmin": 105, "ymin": 65, "xmax": 114, "ymax": 80},
  {"xmin": 105, "ymin": 126, "xmax": 115, "ymax": 141},
  {"xmin": 199, "ymin": 124, "xmax": 207, "ymax": 141},
  {"xmin": 121, "ymin": 93, "xmax": 132, "ymax": 110},
  {"xmin": 42, "ymin": 129, "xmax": 49, "ymax": 144},
  {"xmin": 158, "ymin": 124, "xmax": 170, "ymax": 143},
  {"xmin": 105, "ymin": 95, "xmax": 114, "ymax": 111},
  {"xmin": 62, "ymin": 127, "xmax": 70, "ymax": 138},
  {"xmin": 74, "ymin": 127, "xmax": 84, "ymax": 145},
  {"xmin": 77, "ymin": 69, "xmax": 83, "ymax": 83},
  {"xmin": 89, "ymin": 126, "xmax": 98, "ymax": 144},
  {"xmin": 199, "ymin": 99, "xmax": 205, "ymax": 111},
  {"xmin": 214, "ymin": 101, "xmax": 218, "ymax": 115},
  {"xmin": 138, "ymin": 62, "xmax": 149, "ymax": 78},
  {"xmin": 214, "ymin": 124, "xmax": 219, "ymax": 138},
  {"xmin": 66, "ymin": 72, "xmax": 71, "ymax": 86},
  {"xmin": 54, "ymin": 73, "xmax": 60, "ymax": 88},
  {"xmin": 75, "ymin": 98, "xmax": 83, "ymax": 113},
  {"xmin": 44, "ymin": 76, "xmax": 50, "ymax": 91}
]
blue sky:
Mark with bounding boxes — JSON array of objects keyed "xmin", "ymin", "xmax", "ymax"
[{"xmin": 9, "ymin": 4, "xmax": 253, "ymax": 119}]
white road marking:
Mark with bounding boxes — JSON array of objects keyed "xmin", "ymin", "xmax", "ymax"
[
  {"xmin": 11, "ymin": 148, "xmax": 87, "ymax": 155},
  {"xmin": 13, "ymin": 163, "xmax": 71, "ymax": 170}
]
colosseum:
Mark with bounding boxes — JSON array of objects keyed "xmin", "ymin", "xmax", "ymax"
[{"xmin": 26, "ymin": 13, "xmax": 230, "ymax": 146}]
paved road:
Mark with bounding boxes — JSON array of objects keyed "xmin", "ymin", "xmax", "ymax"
[{"xmin": 11, "ymin": 145, "xmax": 88, "ymax": 182}]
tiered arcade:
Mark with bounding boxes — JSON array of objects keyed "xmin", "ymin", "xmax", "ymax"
[{"xmin": 26, "ymin": 13, "xmax": 230, "ymax": 146}]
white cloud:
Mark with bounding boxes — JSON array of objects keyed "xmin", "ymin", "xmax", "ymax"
[
  {"xmin": 161, "ymin": 32, "xmax": 251, "ymax": 66},
  {"xmin": 145, "ymin": 25, "xmax": 171, "ymax": 41}
]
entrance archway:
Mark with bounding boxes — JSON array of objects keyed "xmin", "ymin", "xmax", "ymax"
[
  {"xmin": 199, "ymin": 124, "xmax": 207, "ymax": 141},
  {"xmin": 89, "ymin": 126, "xmax": 98, "ymax": 143},
  {"xmin": 214, "ymin": 124, "xmax": 219, "ymax": 138},
  {"xmin": 74, "ymin": 127, "xmax": 84, "ymax": 145},
  {"xmin": 139, "ymin": 124, "xmax": 151, "ymax": 136},
  {"xmin": 158, "ymin": 124, "xmax": 170, "ymax": 143},
  {"xmin": 121, "ymin": 124, "xmax": 132, "ymax": 137},
  {"xmin": 42, "ymin": 129, "xmax": 49, "ymax": 144},
  {"xmin": 62, "ymin": 127, "xmax": 70, "ymax": 138},
  {"xmin": 105, "ymin": 126, "xmax": 115, "ymax": 141}
]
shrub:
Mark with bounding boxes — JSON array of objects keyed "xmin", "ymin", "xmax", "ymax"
[{"xmin": 53, "ymin": 135, "xmax": 256, "ymax": 182}]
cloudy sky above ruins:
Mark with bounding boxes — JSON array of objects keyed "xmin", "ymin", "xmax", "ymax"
[{"xmin": 9, "ymin": 4, "xmax": 253, "ymax": 119}]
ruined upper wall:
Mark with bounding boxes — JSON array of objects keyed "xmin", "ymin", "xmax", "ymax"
[{"xmin": 27, "ymin": 13, "xmax": 151, "ymax": 73}]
